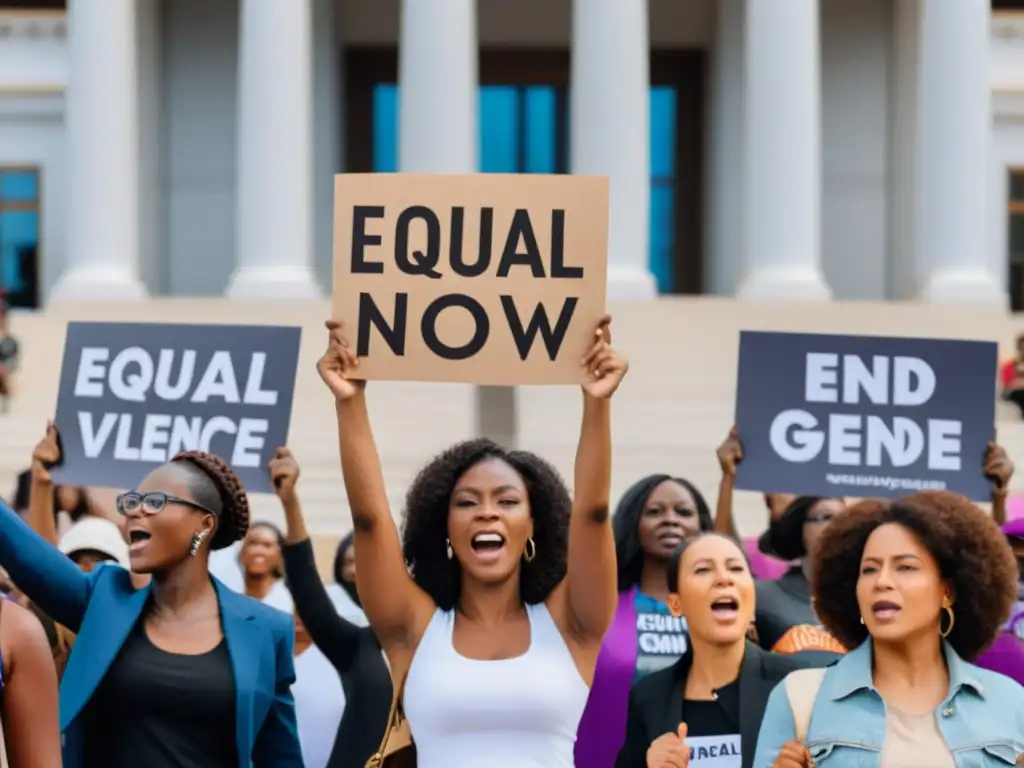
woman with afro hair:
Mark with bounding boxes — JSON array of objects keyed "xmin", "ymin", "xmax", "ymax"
[
  {"xmin": 754, "ymin": 491, "xmax": 1024, "ymax": 768},
  {"xmin": 0, "ymin": 449, "xmax": 303, "ymax": 768},
  {"xmin": 317, "ymin": 316, "xmax": 628, "ymax": 768}
]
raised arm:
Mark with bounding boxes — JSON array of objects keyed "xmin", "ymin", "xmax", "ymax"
[
  {"xmin": 25, "ymin": 422, "xmax": 60, "ymax": 545},
  {"xmin": 316, "ymin": 321, "xmax": 434, "ymax": 659},
  {"xmin": 551, "ymin": 317, "xmax": 627, "ymax": 649},
  {"xmin": 714, "ymin": 427, "xmax": 742, "ymax": 538},
  {"xmin": 985, "ymin": 441, "xmax": 1013, "ymax": 525},
  {"xmin": 2, "ymin": 600, "xmax": 62, "ymax": 767},
  {"xmin": 0, "ymin": 499, "xmax": 91, "ymax": 631},
  {"xmin": 270, "ymin": 446, "xmax": 363, "ymax": 671}
]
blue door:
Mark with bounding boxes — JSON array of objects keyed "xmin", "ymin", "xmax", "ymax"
[{"xmin": 369, "ymin": 83, "xmax": 677, "ymax": 293}]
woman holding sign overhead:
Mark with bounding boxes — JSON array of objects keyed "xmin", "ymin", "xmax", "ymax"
[
  {"xmin": 0, "ymin": 449, "xmax": 303, "ymax": 767},
  {"xmin": 317, "ymin": 315, "xmax": 627, "ymax": 768}
]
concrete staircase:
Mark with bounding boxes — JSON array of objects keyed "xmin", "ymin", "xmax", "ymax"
[{"xmin": 4, "ymin": 297, "xmax": 1024, "ymax": 567}]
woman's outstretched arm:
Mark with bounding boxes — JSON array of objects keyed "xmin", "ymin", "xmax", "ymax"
[
  {"xmin": 270, "ymin": 447, "xmax": 363, "ymax": 671},
  {"xmin": 551, "ymin": 317, "xmax": 628, "ymax": 649},
  {"xmin": 25, "ymin": 423, "xmax": 59, "ymax": 546},
  {"xmin": 317, "ymin": 321, "xmax": 434, "ymax": 659},
  {"xmin": 0, "ymin": 499, "xmax": 91, "ymax": 631},
  {"xmin": 713, "ymin": 427, "xmax": 742, "ymax": 538},
  {"xmin": 985, "ymin": 441, "xmax": 1013, "ymax": 525}
]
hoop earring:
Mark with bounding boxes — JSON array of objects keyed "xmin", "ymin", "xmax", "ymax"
[
  {"xmin": 189, "ymin": 530, "xmax": 208, "ymax": 557},
  {"xmin": 446, "ymin": 538, "xmax": 453, "ymax": 560},
  {"xmin": 524, "ymin": 537, "xmax": 536, "ymax": 563},
  {"xmin": 940, "ymin": 603, "xmax": 955, "ymax": 639}
]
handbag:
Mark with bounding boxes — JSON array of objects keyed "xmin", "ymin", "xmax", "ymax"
[{"xmin": 365, "ymin": 671, "xmax": 416, "ymax": 768}]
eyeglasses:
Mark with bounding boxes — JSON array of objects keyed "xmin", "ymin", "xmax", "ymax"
[{"xmin": 116, "ymin": 491, "xmax": 218, "ymax": 518}]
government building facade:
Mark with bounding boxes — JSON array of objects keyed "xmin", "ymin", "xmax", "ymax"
[{"xmin": 2, "ymin": 0, "xmax": 1024, "ymax": 310}]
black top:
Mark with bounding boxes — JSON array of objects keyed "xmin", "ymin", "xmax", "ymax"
[
  {"xmin": 754, "ymin": 569, "xmax": 818, "ymax": 650},
  {"xmin": 680, "ymin": 680, "xmax": 742, "ymax": 767},
  {"xmin": 283, "ymin": 539, "xmax": 393, "ymax": 768},
  {"xmin": 617, "ymin": 641, "xmax": 836, "ymax": 768},
  {"xmin": 85, "ymin": 622, "xmax": 238, "ymax": 768},
  {"xmin": 681, "ymin": 678, "xmax": 740, "ymax": 736}
]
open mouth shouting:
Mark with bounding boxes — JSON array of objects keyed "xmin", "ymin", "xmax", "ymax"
[
  {"xmin": 470, "ymin": 531, "xmax": 507, "ymax": 564},
  {"xmin": 128, "ymin": 528, "xmax": 152, "ymax": 554},
  {"xmin": 710, "ymin": 596, "xmax": 740, "ymax": 623}
]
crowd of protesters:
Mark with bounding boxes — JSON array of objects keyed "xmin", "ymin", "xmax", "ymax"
[{"xmin": 0, "ymin": 317, "xmax": 1019, "ymax": 766}]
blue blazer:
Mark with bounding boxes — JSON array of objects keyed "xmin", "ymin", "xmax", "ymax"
[{"xmin": 0, "ymin": 500, "xmax": 303, "ymax": 768}]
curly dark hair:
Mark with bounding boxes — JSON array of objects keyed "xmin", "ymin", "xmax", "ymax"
[
  {"xmin": 170, "ymin": 450, "xmax": 250, "ymax": 550},
  {"xmin": 401, "ymin": 438, "xmax": 571, "ymax": 611},
  {"xmin": 613, "ymin": 474, "xmax": 713, "ymax": 592},
  {"xmin": 812, "ymin": 492, "xmax": 1018, "ymax": 661}
]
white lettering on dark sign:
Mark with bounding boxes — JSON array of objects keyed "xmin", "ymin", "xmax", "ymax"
[
  {"xmin": 71, "ymin": 347, "xmax": 278, "ymax": 466},
  {"xmin": 768, "ymin": 352, "xmax": 961, "ymax": 471}
]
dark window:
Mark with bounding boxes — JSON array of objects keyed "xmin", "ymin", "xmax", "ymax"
[{"xmin": 0, "ymin": 168, "xmax": 42, "ymax": 309}]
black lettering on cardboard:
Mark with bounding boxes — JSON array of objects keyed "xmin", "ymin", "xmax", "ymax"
[
  {"xmin": 351, "ymin": 205, "xmax": 385, "ymax": 274},
  {"xmin": 450, "ymin": 207, "xmax": 493, "ymax": 278},
  {"xmin": 549, "ymin": 210, "xmax": 583, "ymax": 278},
  {"xmin": 421, "ymin": 294, "xmax": 489, "ymax": 361},
  {"xmin": 356, "ymin": 292, "xmax": 408, "ymax": 357},
  {"xmin": 500, "ymin": 295, "xmax": 578, "ymax": 361},
  {"xmin": 496, "ymin": 209, "xmax": 546, "ymax": 278},
  {"xmin": 395, "ymin": 206, "xmax": 442, "ymax": 279}
]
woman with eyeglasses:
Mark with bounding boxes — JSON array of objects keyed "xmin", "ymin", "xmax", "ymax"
[{"xmin": 0, "ymin": 449, "xmax": 303, "ymax": 768}]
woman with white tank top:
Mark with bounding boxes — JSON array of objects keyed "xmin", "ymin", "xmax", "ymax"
[{"xmin": 316, "ymin": 316, "xmax": 629, "ymax": 767}]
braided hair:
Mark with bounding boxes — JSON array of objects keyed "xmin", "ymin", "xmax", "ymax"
[{"xmin": 170, "ymin": 450, "xmax": 250, "ymax": 550}]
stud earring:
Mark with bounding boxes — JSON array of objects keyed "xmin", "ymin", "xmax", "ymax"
[
  {"xmin": 859, "ymin": 615, "xmax": 865, "ymax": 625},
  {"xmin": 189, "ymin": 530, "xmax": 208, "ymax": 557},
  {"xmin": 446, "ymin": 538, "xmax": 453, "ymax": 560}
]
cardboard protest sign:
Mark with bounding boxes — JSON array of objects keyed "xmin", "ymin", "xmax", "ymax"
[
  {"xmin": 734, "ymin": 331, "xmax": 997, "ymax": 500},
  {"xmin": 52, "ymin": 322, "xmax": 301, "ymax": 494},
  {"xmin": 332, "ymin": 173, "xmax": 608, "ymax": 385}
]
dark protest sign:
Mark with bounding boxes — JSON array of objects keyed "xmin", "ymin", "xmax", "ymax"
[
  {"xmin": 734, "ymin": 331, "xmax": 997, "ymax": 501},
  {"xmin": 332, "ymin": 173, "xmax": 609, "ymax": 385},
  {"xmin": 52, "ymin": 322, "xmax": 301, "ymax": 493}
]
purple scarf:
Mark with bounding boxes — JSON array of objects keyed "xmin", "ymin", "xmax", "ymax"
[{"xmin": 575, "ymin": 588, "xmax": 638, "ymax": 768}]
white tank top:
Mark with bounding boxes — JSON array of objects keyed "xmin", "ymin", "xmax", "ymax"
[{"xmin": 403, "ymin": 602, "xmax": 590, "ymax": 767}]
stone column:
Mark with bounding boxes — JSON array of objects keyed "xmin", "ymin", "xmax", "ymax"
[
  {"xmin": 229, "ymin": 0, "xmax": 321, "ymax": 298},
  {"xmin": 916, "ymin": 0, "xmax": 1003, "ymax": 303},
  {"xmin": 398, "ymin": 0, "xmax": 478, "ymax": 172},
  {"xmin": 397, "ymin": 2, "xmax": 500, "ymax": 443},
  {"xmin": 570, "ymin": 0, "xmax": 655, "ymax": 299},
  {"xmin": 52, "ymin": 0, "xmax": 147, "ymax": 301},
  {"xmin": 737, "ymin": 0, "xmax": 831, "ymax": 300}
]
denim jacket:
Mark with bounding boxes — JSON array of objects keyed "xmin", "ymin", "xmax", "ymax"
[{"xmin": 752, "ymin": 639, "xmax": 1024, "ymax": 767}]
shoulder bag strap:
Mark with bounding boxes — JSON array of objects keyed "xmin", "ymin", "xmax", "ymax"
[
  {"xmin": 784, "ymin": 666, "xmax": 827, "ymax": 744},
  {"xmin": 367, "ymin": 671, "xmax": 408, "ymax": 766}
]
